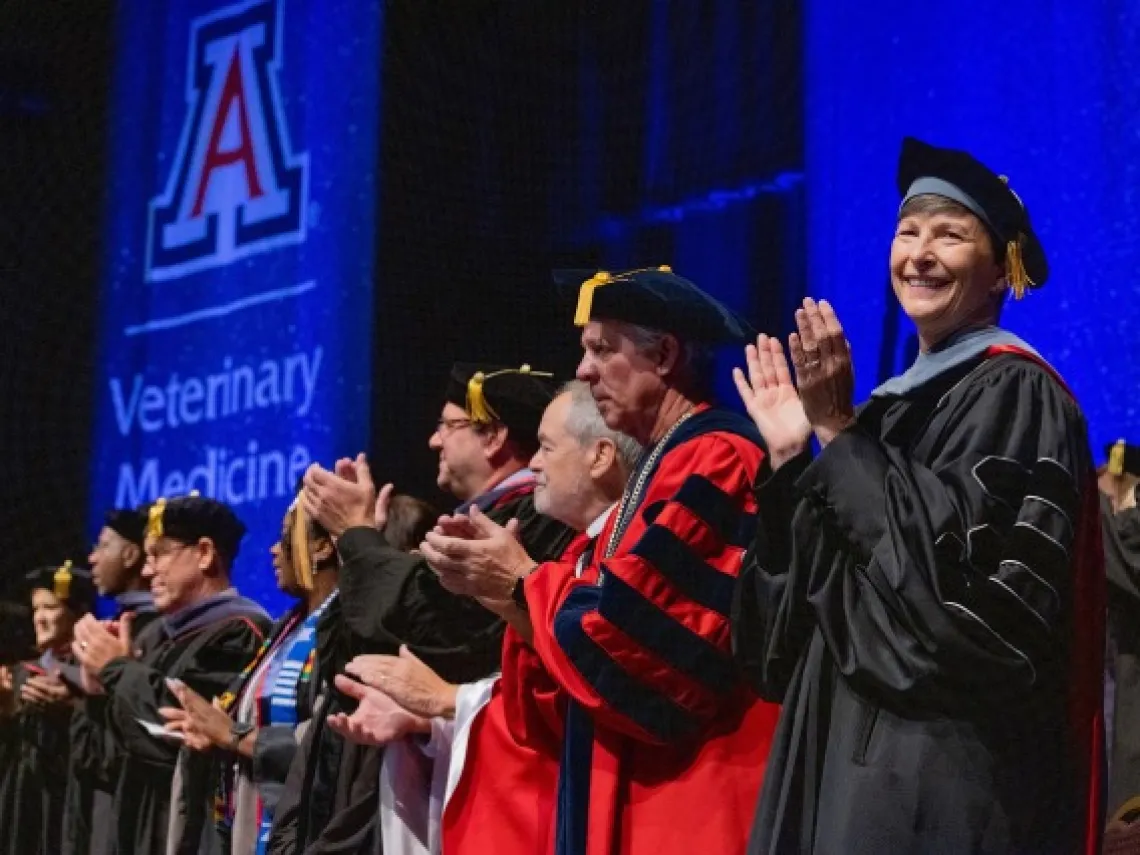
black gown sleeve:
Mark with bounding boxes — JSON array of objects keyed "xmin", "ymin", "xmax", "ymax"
[
  {"xmin": 741, "ymin": 357, "xmax": 1094, "ymax": 705},
  {"xmin": 336, "ymin": 494, "xmax": 574, "ymax": 682},
  {"xmin": 99, "ymin": 618, "xmax": 267, "ymax": 767}
]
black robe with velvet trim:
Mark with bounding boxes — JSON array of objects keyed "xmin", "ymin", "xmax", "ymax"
[
  {"xmin": 733, "ymin": 351, "xmax": 1104, "ymax": 855},
  {"xmin": 99, "ymin": 602, "xmax": 269, "ymax": 855}
]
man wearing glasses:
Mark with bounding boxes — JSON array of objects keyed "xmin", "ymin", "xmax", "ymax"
[{"xmin": 70, "ymin": 494, "xmax": 270, "ymax": 855}]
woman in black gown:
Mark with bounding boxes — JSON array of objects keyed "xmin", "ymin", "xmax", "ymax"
[{"xmin": 732, "ymin": 138, "xmax": 1104, "ymax": 855}]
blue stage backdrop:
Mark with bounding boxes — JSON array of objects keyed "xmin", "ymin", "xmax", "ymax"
[
  {"xmin": 90, "ymin": 0, "xmax": 381, "ymax": 614},
  {"xmin": 805, "ymin": 0, "xmax": 1139, "ymax": 458}
]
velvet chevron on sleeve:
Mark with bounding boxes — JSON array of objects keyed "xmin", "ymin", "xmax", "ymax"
[{"xmin": 733, "ymin": 348, "xmax": 1104, "ymax": 855}]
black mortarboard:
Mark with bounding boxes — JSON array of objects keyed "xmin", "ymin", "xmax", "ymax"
[
  {"xmin": 444, "ymin": 363, "xmax": 560, "ymax": 443},
  {"xmin": 897, "ymin": 137, "xmax": 1048, "ymax": 297},
  {"xmin": 146, "ymin": 494, "xmax": 246, "ymax": 564},
  {"xmin": 1107, "ymin": 440, "xmax": 1140, "ymax": 478},
  {"xmin": 557, "ymin": 265, "xmax": 755, "ymax": 344},
  {"xmin": 105, "ymin": 506, "xmax": 147, "ymax": 546},
  {"xmin": 25, "ymin": 561, "xmax": 96, "ymax": 614}
]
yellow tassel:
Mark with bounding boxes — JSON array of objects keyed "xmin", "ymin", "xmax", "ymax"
[
  {"xmin": 572, "ymin": 265, "xmax": 674, "ymax": 327},
  {"xmin": 291, "ymin": 501, "xmax": 314, "ymax": 591},
  {"xmin": 1005, "ymin": 234, "xmax": 1032, "ymax": 300},
  {"xmin": 574, "ymin": 271, "xmax": 612, "ymax": 327},
  {"xmin": 466, "ymin": 371, "xmax": 496, "ymax": 424},
  {"xmin": 147, "ymin": 498, "xmax": 167, "ymax": 540},
  {"xmin": 465, "ymin": 364, "xmax": 555, "ymax": 424},
  {"xmin": 53, "ymin": 560, "xmax": 73, "ymax": 602},
  {"xmin": 1109, "ymin": 439, "xmax": 1127, "ymax": 477}
]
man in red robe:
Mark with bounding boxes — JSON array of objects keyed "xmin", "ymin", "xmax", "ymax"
[{"xmin": 423, "ymin": 267, "xmax": 782, "ymax": 855}]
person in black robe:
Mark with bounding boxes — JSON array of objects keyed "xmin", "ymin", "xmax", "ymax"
[
  {"xmin": 1100, "ymin": 440, "xmax": 1140, "ymax": 843},
  {"xmin": 158, "ymin": 491, "xmax": 342, "ymax": 854},
  {"xmin": 71, "ymin": 493, "xmax": 271, "ymax": 855},
  {"xmin": 268, "ymin": 363, "xmax": 576, "ymax": 854},
  {"xmin": 731, "ymin": 137, "xmax": 1104, "ymax": 854},
  {"xmin": 62, "ymin": 504, "xmax": 161, "ymax": 855},
  {"xmin": 0, "ymin": 561, "xmax": 96, "ymax": 855}
]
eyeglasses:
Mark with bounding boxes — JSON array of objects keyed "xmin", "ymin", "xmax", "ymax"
[{"xmin": 435, "ymin": 417, "xmax": 475, "ymax": 436}]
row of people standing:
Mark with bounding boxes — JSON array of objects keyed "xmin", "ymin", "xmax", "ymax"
[
  {"xmin": 291, "ymin": 136, "xmax": 1110, "ymax": 855},
  {"xmin": 0, "ymin": 133, "xmax": 1124, "ymax": 855}
]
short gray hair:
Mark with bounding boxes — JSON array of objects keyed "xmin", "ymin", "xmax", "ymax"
[
  {"xmin": 559, "ymin": 381, "xmax": 642, "ymax": 474},
  {"xmin": 621, "ymin": 322, "xmax": 716, "ymax": 397}
]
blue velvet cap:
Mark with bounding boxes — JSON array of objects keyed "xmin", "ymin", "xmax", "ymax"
[{"xmin": 556, "ymin": 266, "xmax": 755, "ymax": 344}]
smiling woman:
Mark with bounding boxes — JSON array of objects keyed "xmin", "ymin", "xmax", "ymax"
[
  {"xmin": 891, "ymin": 193, "xmax": 1006, "ymax": 350},
  {"xmin": 732, "ymin": 136, "xmax": 1105, "ymax": 855}
]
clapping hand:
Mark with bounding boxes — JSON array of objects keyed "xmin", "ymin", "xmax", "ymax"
[
  {"xmin": 734, "ymin": 299, "xmax": 856, "ymax": 466},
  {"xmin": 301, "ymin": 454, "xmax": 377, "ymax": 538},
  {"xmin": 326, "ymin": 674, "xmax": 429, "ymax": 746},
  {"xmin": 421, "ymin": 506, "xmax": 533, "ymax": 600},
  {"xmin": 344, "ymin": 645, "xmax": 457, "ymax": 720}
]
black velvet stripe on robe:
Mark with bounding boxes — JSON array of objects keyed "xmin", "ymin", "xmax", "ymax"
[
  {"xmin": 98, "ymin": 606, "xmax": 269, "ymax": 855},
  {"xmin": 733, "ymin": 352, "xmax": 1103, "ymax": 855}
]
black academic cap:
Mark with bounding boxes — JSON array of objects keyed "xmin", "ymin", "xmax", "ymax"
[
  {"xmin": 897, "ymin": 137, "xmax": 1048, "ymax": 296},
  {"xmin": 1106, "ymin": 440, "xmax": 1140, "ymax": 478},
  {"xmin": 104, "ymin": 506, "xmax": 147, "ymax": 546},
  {"xmin": 146, "ymin": 494, "xmax": 247, "ymax": 564},
  {"xmin": 444, "ymin": 363, "xmax": 560, "ymax": 443},
  {"xmin": 24, "ymin": 561, "xmax": 96, "ymax": 615},
  {"xmin": 556, "ymin": 266, "xmax": 755, "ymax": 344}
]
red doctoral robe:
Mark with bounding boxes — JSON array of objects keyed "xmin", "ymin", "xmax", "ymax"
[{"xmin": 512, "ymin": 405, "xmax": 782, "ymax": 855}]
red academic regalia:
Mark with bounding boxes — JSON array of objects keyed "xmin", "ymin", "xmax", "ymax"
[{"xmin": 519, "ymin": 406, "xmax": 782, "ymax": 855}]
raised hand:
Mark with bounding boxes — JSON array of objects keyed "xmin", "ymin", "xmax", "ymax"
[
  {"xmin": 326, "ymin": 674, "xmax": 429, "ymax": 746},
  {"xmin": 789, "ymin": 298, "xmax": 855, "ymax": 447},
  {"xmin": 374, "ymin": 483, "xmax": 395, "ymax": 529},
  {"xmin": 302, "ymin": 453, "xmax": 377, "ymax": 537},
  {"xmin": 733, "ymin": 333, "xmax": 811, "ymax": 470},
  {"xmin": 344, "ymin": 645, "xmax": 458, "ymax": 719},
  {"xmin": 73, "ymin": 614, "xmax": 133, "ymax": 674},
  {"xmin": 421, "ymin": 507, "xmax": 532, "ymax": 600}
]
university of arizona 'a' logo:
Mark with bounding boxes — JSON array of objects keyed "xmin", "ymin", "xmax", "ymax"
[{"xmin": 146, "ymin": 0, "xmax": 308, "ymax": 282}]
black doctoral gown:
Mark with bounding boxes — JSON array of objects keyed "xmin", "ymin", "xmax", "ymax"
[
  {"xmin": 733, "ymin": 351, "xmax": 1104, "ymax": 855},
  {"xmin": 1104, "ymin": 497, "xmax": 1140, "ymax": 821},
  {"xmin": 0, "ymin": 658, "xmax": 76, "ymax": 855},
  {"xmin": 98, "ymin": 593, "xmax": 269, "ymax": 855},
  {"xmin": 61, "ymin": 602, "xmax": 162, "ymax": 855},
  {"xmin": 266, "ymin": 485, "xmax": 575, "ymax": 854}
]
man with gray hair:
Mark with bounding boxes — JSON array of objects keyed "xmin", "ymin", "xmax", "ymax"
[
  {"xmin": 419, "ymin": 267, "xmax": 782, "ymax": 855},
  {"xmin": 327, "ymin": 380, "xmax": 639, "ymax": 854}
]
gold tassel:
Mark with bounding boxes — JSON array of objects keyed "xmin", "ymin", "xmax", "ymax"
[
  {"xmin": 291, "ymin": 501, "xmax": 315, "ymax": 591},
  {"xmin": 466, "ymin": 364, "xmax": 555, "ymax": 424},
  {"xmin": 1109, "ymin": 439, "xmax": 1127, "ymax": 477},
  {"xmin": 466, "ymin": 371, "xmax": 496, "ymax": 424},
  {"xmin": 573, "ymin": 265, "xmax": 673, "ymax": 327},
  {"xmin": 147, "ymin": 498, "xmax": 167, "ymax": 540},
  {"xmin": 574, "ymin": 271, "xmax": 613, "ymax": 326},
  {"xmin": 1005, "ymin": 234, "xmax": 1032, "ymax": 300},
  {"xmin": 53, "ymin": 560, "xmax": 73, "ymax": 601}
]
